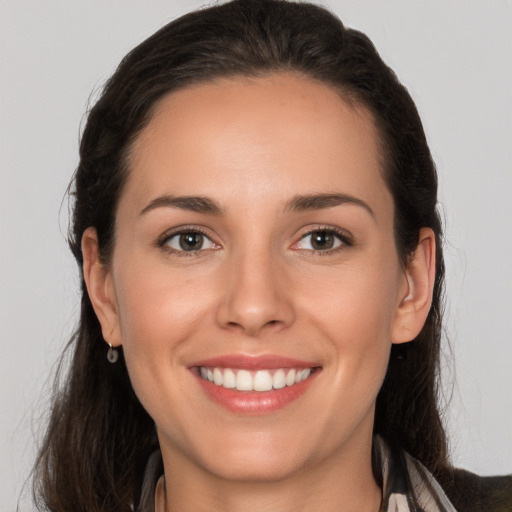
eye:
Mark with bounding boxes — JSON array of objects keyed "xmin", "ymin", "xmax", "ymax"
[
  {"xmin": 294, "ymin": 229, "xmax": 350, "ymax": 252},
  {"xmin": 162, "ymin": 230, "xmax": 217, "ymax": 253}
]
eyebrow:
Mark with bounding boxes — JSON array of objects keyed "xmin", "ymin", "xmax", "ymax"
[
  {"xmin": 285, "ymin": 193, "xmax": 375, "ymax": 218},
  {"xmin": 139, "ymin": 195, "xmax": 223, "ymax": 216},
  {"xmin": 139, "ymin": 192, "xmax": 374, "ymax": 218}
]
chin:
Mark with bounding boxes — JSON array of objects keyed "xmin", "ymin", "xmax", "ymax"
[
  {"xmin": 188, "ymin": 428, "xmax": 311, "ymax": 483},
  {"xmin": 204, "ymin": 449, "xmax": 305, "ymax": 483}
]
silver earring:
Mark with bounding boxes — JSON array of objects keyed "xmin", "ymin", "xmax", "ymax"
[{"xmin": 107, "ymin": 343, "xmax": 119, "ymax": 363}]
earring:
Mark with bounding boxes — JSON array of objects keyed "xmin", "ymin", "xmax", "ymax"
[
  {"xmin": 107, "ymin": 343, "xmax": 119, "ymax": 363},
  {"xmin": 393, "ymin": 343, "xmax": 408, "ymax": 362}
]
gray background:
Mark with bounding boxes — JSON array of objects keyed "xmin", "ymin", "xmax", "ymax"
[{"xmin": 1, "ymin": 1, "xmax": 511, "ymax": 510}]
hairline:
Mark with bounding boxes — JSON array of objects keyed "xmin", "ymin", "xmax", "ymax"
[{"xmin": 102, "ymin": 69, "xmax": 396, "ymax": 262}]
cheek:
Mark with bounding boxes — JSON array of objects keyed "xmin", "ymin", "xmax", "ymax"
[
  {"xmin": 300, "ymin": 254, "xmax": 401, "ymax": 394},
  {"xmin": 111, "ymin": 256, "xmax": 215, "ymax": 403},
  {"xmin": 303, "ymin": 256, "xmax": 401, "ymax": 344},
  {"xmin": 115, "ymin": 252, "xmax": 211, "ymax": 340},
  {"xmin": 270, "ymin": 257, "xmax": 401, "ymax": 461}
]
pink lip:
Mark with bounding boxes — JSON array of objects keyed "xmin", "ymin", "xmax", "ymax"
[
  {"xmin": 191, "ymin": 353, "xmax": 319, "ymax": 370},
  {"xmin": 189, "ymin": 354, "xmax": 321, "ymax": 414}
]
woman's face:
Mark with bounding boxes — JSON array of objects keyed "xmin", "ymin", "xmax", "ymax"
[{"xmin": 96, "ymin": 74, "xmax": 413, "ymax": 481}]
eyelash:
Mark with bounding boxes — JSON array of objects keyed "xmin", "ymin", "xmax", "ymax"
[
  {"xmin": 294, "ymin": 226, "xmax": 354, "ymax": 255},
  {"xmin": 156, "ymin": 225, "xmax": 353, "ymax": 257},
  {"xmin": 156, "ymin": 227, "xmax": 218, "ymax": 257}
]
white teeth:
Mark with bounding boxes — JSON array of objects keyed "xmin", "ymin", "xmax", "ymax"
[
  {"xmin": 272, "ymin": 369, "xmax": 286, "ymax": 389},
  {"xmin": 223, "ymin": 369, "xmax": 236, "ymax": 388},
  {"xmin": 297, "ymin": 369, "xmax": 311, "ymax": 382},
  {"xmin": 254, "ymin": 370, "xmax": 273, "ymax": 391},
  {"xmin": 199, "ymin": 367, "xmax": 315, "ymax": 391},
  {"xmin": 213, "ymin": 368, "xmax": 223, "ymax": 386},
  {"xmin": 236, "ymin": 369, "xmax": 253, "ymax": 391}
]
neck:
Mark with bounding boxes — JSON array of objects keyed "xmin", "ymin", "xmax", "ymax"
[{"xmin": 157, "ymin": 433, "xmax": 381, "ymax": 512}]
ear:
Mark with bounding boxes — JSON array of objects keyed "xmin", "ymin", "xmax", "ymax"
[
  {"xmin": 391, "ymin": 227, "xmax": 436, "ymax": 344},
  {"xmin": 82, "ymin": 227, "xmax": 122, "ymax": 347}
]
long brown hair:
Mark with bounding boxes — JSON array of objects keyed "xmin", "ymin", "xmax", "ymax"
[{"xmin": 33, "ymin": 1, "xmax": 449, "ymax": 510}]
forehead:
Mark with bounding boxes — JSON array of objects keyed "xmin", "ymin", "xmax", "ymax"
[{"xmin": 124, "ymin": 73, "xmax": 391, "ymax": 218}]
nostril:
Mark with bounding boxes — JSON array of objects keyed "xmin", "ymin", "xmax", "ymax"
[
  {"xmin": 216, "ymin": 281, "xmax": 295, "ymax": 335},
  {"xmin": 223, "ymin": 318, "xmax": 283, "ymax": 336}
]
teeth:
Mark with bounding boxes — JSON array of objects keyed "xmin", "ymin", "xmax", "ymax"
[
  {"xmin": 272, "ymin": 369, "xmax": 286, "ymax": 389},
  {"xmin": 223, "ymin": 369, "xmax": 236, "ymax": 388},
  {"xmin": 254, "ymin": 370, "xmax": 273, "ymax": 391},
  {"xmin": 198, "ymin": 367, "xmax": 314, "ymax": 391},
  {"xmin": 213, "ymin": 368, "xmax": 223, "ymax": 386},
  {"xmin": 300, "ymin": 369, "xmax": 311, "ymax": 381},
  {"xmin": 236, "ymin": 370, "xmax": 253, "ymax": 391}
]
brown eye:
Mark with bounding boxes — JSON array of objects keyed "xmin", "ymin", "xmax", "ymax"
[
  {"xmin": 179, "ymin": 232, "xmax": 204, "ymax": 251},
  {"xmin": 295, "ymin": 230, "xmax": 348, "ymax": 252},
  {"xmin": 310, "ymin": 231, "xmax": 336, "ymax": 250},
  {"xmin": 164, "ymin": 231, "xmax": 216, "ymax": 252}
]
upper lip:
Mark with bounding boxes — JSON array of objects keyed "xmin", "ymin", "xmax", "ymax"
[{"xmin": 190, "ymin": 354, "xmax": 320, "ymax": 370}]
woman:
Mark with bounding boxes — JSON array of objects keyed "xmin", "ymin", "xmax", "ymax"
[{"xmin": 32, "ymin": 1, "xmax": 511, "ymax": 511}]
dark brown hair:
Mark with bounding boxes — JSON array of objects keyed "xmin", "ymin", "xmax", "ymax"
[{"xmin": 33, "ymin": 1, "xmax": 449, "ymax": 510}]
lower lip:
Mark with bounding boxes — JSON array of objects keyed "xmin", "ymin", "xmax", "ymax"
[{"xmin": 194, "ymin": 370, "xmax": 320, "ymax": 414}]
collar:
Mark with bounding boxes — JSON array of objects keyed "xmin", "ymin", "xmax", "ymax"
[
  {"xmin": 138, "ymin": 437, "xmax": 457, "ymax": 511},
  {"xmin": 374, "ymin": 436, "xmax": 457, "ymax": 512}
]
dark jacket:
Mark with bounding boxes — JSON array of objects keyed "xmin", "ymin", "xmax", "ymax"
[
  {"xmin": 375, "ymin": 436, "xmax": 512, "ymax": 511},
  {"xmin": 137, "ymin": 438, "xmax": 512, "ymax": 511}
]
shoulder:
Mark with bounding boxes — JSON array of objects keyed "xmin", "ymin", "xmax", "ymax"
[
  {"xmin": 374, "ymin": 436, "xmax": 512, "ymax": 512},
  {"xmin": 441, "ymin": 468, "xmax": 512, "ymax": 512}
]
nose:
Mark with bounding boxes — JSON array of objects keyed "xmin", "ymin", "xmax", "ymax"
[{"xmin": 216, "ymin": 247, "xmax": 295, "ymax": 336}]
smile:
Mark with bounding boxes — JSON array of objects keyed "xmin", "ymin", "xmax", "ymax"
[
  {"xmin": 198, "ymin": 367, "xmax": 313, "ymax": 392},
  {"xmin": 191, "ymin": 355, "xmax": 321, "ymax": 413}
]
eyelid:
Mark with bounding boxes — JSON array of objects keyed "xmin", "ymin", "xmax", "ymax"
[
  {"xmin": 154, "ymin": 224, "xmax": 353, "ymax": 256},
  {"xmin": 291, "ymin": 225, "xmax": 354, "ymax": 252},
  {"xmin": 156, "ymin": 225, "xmax": 221, "ymax": 255}
]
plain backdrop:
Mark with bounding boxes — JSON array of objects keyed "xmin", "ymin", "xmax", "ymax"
[{"xmin": 1, "ymin": 1, "xmax": 511, "ymax": 510}]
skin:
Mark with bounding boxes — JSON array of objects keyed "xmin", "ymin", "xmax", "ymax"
[{"xmin": 83, "ymin": 73, "xmax": 436, "ymax": 512}]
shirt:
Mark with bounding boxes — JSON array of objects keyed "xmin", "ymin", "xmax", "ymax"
[{"xmin": 137, "ymin": 436, "xmax": 512, "ymax": 511}]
